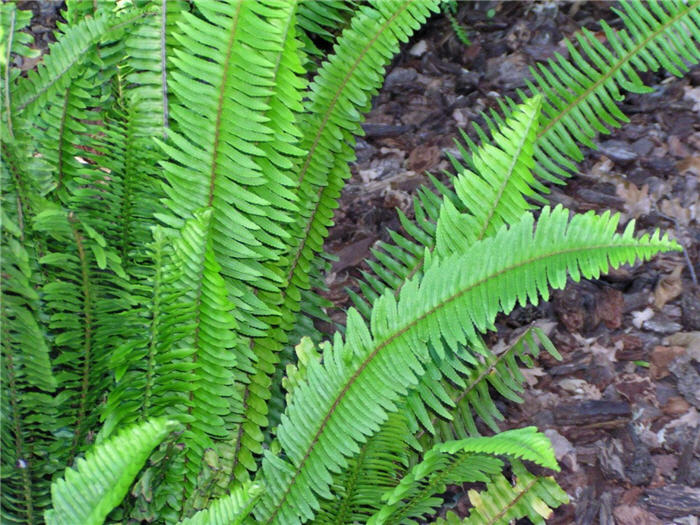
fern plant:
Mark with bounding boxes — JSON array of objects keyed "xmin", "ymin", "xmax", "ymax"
[{"xmin": 1, "ymin": 0, "xmax": 696, "ymax": 523}]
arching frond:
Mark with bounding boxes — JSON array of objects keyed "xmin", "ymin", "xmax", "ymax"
[
  {"xmin": 237, "ymin": 0, "xmax": 440, "ymax": 480},
  {"xmin": 527, "ymin": 0, "xmax": 700, "ymax": 182},
  {"xmin": 256, "ymin": 205, "xmax": 678, "ymax": 524},
  {"xmin": 44, "ymin": 418, "xmax": 175, "ymax": 525},
  {"xmin": 460, "ymin": 461, "xmax": 569, "ymax": 525}
]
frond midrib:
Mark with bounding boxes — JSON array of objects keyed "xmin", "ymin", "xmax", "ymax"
[
  {"xmin": 480, "ymin": 475, "xmax": 539, "ymax": 525},
  {"xmin": 67, "ymin": 220, "xmax": 94, "ymax": 467},
  {"xmin": 284, "ymin": 0, "xmax": 414, "ymax": 287},
  {"xmin": 206, "ymin": 1, "xmax": 242, "ymax": 208},
  {"xmin": 415, "ymin": 327, "xmax": 532, "ymax": 442},
  {"xmin": 265, "ymin": 239, "xmax": 640, "ymax": 522},
  {"xmin": 537, "ymin": 0, "xmax": 698, "ymax": 139}
]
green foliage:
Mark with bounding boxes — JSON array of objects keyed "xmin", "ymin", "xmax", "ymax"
[
  {"xmin": 44, "ymin": 418, "xmax": 175, "ymax": 525},
  {"xmin": 1, "ymin": 0, "xmax": 694, "ymax": 524}
]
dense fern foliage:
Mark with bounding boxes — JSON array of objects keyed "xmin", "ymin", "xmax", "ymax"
[{"xmin": 1, "ymin": 0, "xmax": 694, "ymax": 523}]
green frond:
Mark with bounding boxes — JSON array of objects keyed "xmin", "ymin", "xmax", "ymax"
[
  {"xmin": 368, "ymin": 427, "xmax": 557, "ymax": 524},
  {"xmin": 528, "ymin": 0, "xmax": 699, "ymax": 182},
  {"xmin": 1, "ymin": 214, "xmax": 57, "ymax": 524},
  {"xmin": 151, "ymin": 210, "xmax": 241, "ymax": 516},
  {"xmin": 295, "ymin": 0, "xmax": 357, "ymax": 60},
  {"xmin": 316, "ymin": 412, "xmax": 412, "ymax": 524},
  {"xmin": 159, "ymin": 0, "xmax": 309, "ymax": 484},
  {"xmin": 237, "ymin": 0, "xmax": 440, "ymax": 481},
  {"xmin": 460, "ymin": 461, "xmax": 569, "ymax": 525},
  {"xmin": 177, "ymin": 482, "xmax": 262, "ymax": 525},
  {"xmin": 410, "ymin": 325, "xmax": 557, "ymax": 442},
  {"xmin": 256, "ymin": 205, "xmax": 677, "ymax": 524},
  {"xmin": 352, "ymin": 96, "xmax": 544, "ymax": 320},
  {"xmin": 435, "ymin": 95, "xmax": 543, "ymax": 258},
  {"xmin": 11, "ymin": 8, "xmax": 151, "ymax": 120},
  {"xmin": 44, "ymin": 418, "xmax": 176, "ymax": 525},
  {"xmin": 0, "ymin": 4, "xmax": 39, "ymax": 137}
]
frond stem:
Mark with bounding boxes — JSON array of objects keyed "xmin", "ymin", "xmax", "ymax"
[
  {"xmin": 3, "ymin": 8, "xmax": 15, "ymax": 138},
  {"xmin": 67, "ymin": 218, "xmax": 94, "ymax": 466}
]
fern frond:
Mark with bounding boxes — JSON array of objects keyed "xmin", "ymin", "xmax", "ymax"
[
  {"xmin": 316, "ymin": 411, "xmax": 411, "ymax": 524},
  {"xmin": 295, "ymin": 0, "xmax": 357, "ymax": 60},
  {"xmin": 44, "ymin": 418, "xmax": 175, "ymax": 525},
  {"xmin": 11, "ymin": 8, "xmax": 151, "ymax": 119},
  {"xmin": 148, "ymin": 210, "xmax": 240, "ymax": 517},
  {"xmin": 368, "ymin": 427, "xmax": 557, "ymax": 524},
  {"xmin": 0, "ymin": 4, "xmax": 39, "ymax": 137},
  {"xmin": 177, "ymin": 482, "xmax": 262, "ymax": 525},
  {"xmin": 410, "ymin": 325, "xmax": 556, "ymax": 443},
  {"xmin": 528, "ymin": 0, "xmax": 699, "ymax": 182},
  {"xmin": 1, "ymin": 213, "xmax": 57, "ymax": 523},
  {"xmin": 255, "ymin": 205, "xmax": 677, "ymax": 524},
  {"xmin": 460, "ymin": 461, "xmax": 569, "ymax": 525},
  {"xmin": 235, "ymin": 0, "xmax": 440, "ymax": 480}
]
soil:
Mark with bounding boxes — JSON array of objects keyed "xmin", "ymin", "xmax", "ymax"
[
  {"xmin": 18, "ymin": 1, "xmax": 700, "ymax": 524},
  {"xmin": 324, "ymin": 2, "xmax": 700, "ymax": 524}
]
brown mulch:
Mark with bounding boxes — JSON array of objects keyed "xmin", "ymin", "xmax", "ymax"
[{"xmin": 324, "ymin": 2, "xmax": 700, "ymax": 524}]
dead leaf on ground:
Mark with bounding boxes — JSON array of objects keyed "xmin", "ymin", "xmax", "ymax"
[
  {"xmin": 654, "ymin": 265, "xmax": 684, "ymax": 309},
  {"xmin": 632, "ymin": 308, "xmax": 655, "ymax": 329},
  {"xmin": 616, "ymin": 182, "xmax": 651, "ymax": 219},
  {"xmin": 556, "ymin": 378, "xmax": 601, "ymax": 399},
  {"xmin": 520, "ymin": 366, "xmax": 546, "ymax": 387},
  {"xmin": 650, "ymin": 345, "xmax": 686, "ymax": 380},
  {"xmin": 660, "ymin": 197, "xmax": 694, "ymax": 226},
  {"xmin": 677, "ymin": 155, "xmax": 700, "ymax": 176}
]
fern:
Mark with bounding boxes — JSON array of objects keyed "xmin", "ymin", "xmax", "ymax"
[
  {"xmin": 1, "ymin": 1, "xmax": 694, "ymax": 523},
  {"xmin": 44, "ymin": 418, "xmax": 175, "ymax": 525},
  {"xmin": 368, "ymin": 427, "xmax": 557, "ymax": 524}
]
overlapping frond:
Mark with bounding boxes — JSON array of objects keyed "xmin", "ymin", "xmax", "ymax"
[
  {"xmin": 11, "ymin": 8, "xmax": 150, "ymax": 120},
  {"xmin": 177, "ymin": 482, "xmax": 262, "ymax": 525},
  {"xmin": 238, "ymin": 0, "xmax": 440, "ymax": 479},
  {"xmin": 459, "ymin": 461, "xmax": 569, "ymax": 525},
  {"xmin": 256, "ymin": 205, "xmax": 678, "ymax": 524},
  {"xmin": 148, "ymin": 210, "xmax": 241, "ymax": 516},
  {"xmin": 44, "ymin": 418, "xmax": 175, "ymax": 525},
  {"xmin": 315, "ymin": 412, "xmax": 411, "ymax": 524},
  {"xmin": 1, "ymin": 214, "xmax": 57, "ymax": 524},
  {"xmin": 410, "ymin": 325, "xmax": 557, "ymax": 442},
  {"xmin": 368, "ymin": 427, "xmax": 557, "ymax": 524}
]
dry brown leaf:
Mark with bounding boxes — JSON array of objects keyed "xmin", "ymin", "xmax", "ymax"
[
  {"xmin": 664, "ymin": 331, "xmax": 700, "ymax": 357},
  {"xmin": 519, "ymin": 367, "xmax": 545, "ymax": 387},
  {"xmin": 660, "ymin": 197, "xmax": 694, "ymax": 226},
  {"xmin": 654, "ymin": 265, "xmax": 684, "ymax": 309},
  {"xmin": 616, "ymin": 182, "xmax": 651, "ymax": 219},
  {"xmin": 677, "ymin": 155, "xmax": 700, "ymax": 176}
]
